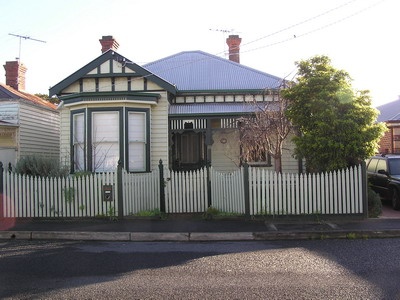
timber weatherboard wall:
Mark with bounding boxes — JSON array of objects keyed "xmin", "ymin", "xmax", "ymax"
[
  {"xmin": 0, "ymin": 101, "xmax": 60, "ymax": 163},
  {"xmin": 18, "ymin": 102, "xmax": 60, "ymax": 158},
  {"xmin": 56, "ymin": 51, "xmax": 172, "ymax": 172}
]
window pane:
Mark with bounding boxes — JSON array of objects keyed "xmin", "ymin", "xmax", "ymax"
[
  {"xmin": 92, "ymin": 112, "xmax": 119, "ymax": 142},
  {"xmin": 73, "ymin": 113, "xmax": 84, "ymax": 171},
  {"xmin": 128, "ymin": 112, "xmax": 146, "ymax": 171},
  {"xmin": 92, "ymin": 112, "xmax": 119, "ymax": 172},
  {"xmin": 129, "ymin": 143, "xmax": 145, "ymax": 171},
  {"xmin": 128, "ymin": 112, "xmax": 145, "ymax": 141},
  {"xmin": 93, "ymin": 142, "xmax": 119, "ymax": 172}
]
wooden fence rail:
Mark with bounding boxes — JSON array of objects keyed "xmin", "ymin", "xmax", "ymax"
[{"xmin": 0, "ymin": 161, "xmax": 367, "ymax": 218}]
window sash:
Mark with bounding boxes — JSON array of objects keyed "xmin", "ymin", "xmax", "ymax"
[
  {"xmin": 92, "ymin": 111, "xmax": 119, "ymax": 172},
  {"xmin": 128, "ymin": 111, "xmax": 146, "ymax": 172}
]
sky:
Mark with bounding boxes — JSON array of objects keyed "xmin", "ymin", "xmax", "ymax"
[{"xmin": 0, "ymin": 0, "xmax": 398, "ymax": 107}]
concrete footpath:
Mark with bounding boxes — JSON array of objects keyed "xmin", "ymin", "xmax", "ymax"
[{"xmin": 1, "ymin": 216, "xmax": 400, "ymax": 242}]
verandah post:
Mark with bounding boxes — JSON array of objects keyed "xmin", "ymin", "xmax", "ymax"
[
  {"xmin": 159, "ymin": 159, "xmax": 166, "ymax": 213},
  {"xmin": 243, "ymin": 162, "xmax": 250, "ymax": 218}
]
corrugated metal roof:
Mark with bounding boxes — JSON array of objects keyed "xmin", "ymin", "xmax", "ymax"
[
  {"xmin": 377, "ymin": 99, "xmax": 400, "ymax": 122},
  {"xmin": 169, "ymin": 102, "xmax": 279, "ymax": 116},
  {"xmin": 0, "ymin": 83, "xmax": 57, "ymax": 110},
  {"xmin": 144, "ymin": 51, "xmax": 283, "ymax": 92}
]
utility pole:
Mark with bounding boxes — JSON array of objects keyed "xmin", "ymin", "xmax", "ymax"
[{"xmin": 8, "ymin": 33, "xmax": 46, "ymax": 61}]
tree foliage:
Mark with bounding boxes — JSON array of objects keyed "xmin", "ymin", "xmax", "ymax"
[
  {"xmin": 239, "ymin": 92, "xmax": 292, "ymax": 173},
  {"xmin": 35, "ymin": 93, "xmax": 60, "ymax": 105},
  {"xmin": 282, "ymin": 55, "xmax": 386, "ymax": 173}
]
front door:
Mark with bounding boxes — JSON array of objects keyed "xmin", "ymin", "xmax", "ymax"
[{"xmin": 172, "ymin": 131, "xmax": 205, "ymax": 170}]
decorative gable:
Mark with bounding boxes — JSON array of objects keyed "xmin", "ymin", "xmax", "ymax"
[{"xmin": 49, "ymin": 50, "xmax": 176, "ymax": 99}]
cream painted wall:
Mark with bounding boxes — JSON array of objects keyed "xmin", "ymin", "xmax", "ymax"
[
  {"xmin": 60, "ymin": 94, "xmax": 169, "ymax": 172},
  {"xmin": 210, "ymin": 130, "xmax": 300, "ymax": 173},
  {"xmin": 211, "ymin": 130, "xmax": 240, "ymax": 172}
]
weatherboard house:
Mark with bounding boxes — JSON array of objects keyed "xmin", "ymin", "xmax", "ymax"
[
  {"xmin": 0, "ymin": 61, "xmax": 60, "ymax": 167},
  {"xmin": 49, "ymin": 35, "xmax": 299, "ymax": 173}
]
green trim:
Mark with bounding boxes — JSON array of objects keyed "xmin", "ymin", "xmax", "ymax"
[
  {"xmin": 49, "ymin": 50, "xmax": 177, "ymax": 97},
  {"xmin": 125, "ymin": 108, "xmax": 151, "ymax": 172},
  {"xmin": 87, "ymin": 107, "xmax": 124, "ymax": 171},
  {"xmin": 70, "ymin": 109, "xmax": 86, "ymax": 173},
  {"xmin": 60, "ymin": 92, "xmax": 161, "ymax": 105}
]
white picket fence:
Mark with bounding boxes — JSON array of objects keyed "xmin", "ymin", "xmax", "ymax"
[
  {"xmin": 0, "ymin": 164, "xmax": 366, "ymax": 218},
  {"xmin": 248, "ymin": 165, "xmax": 365, "ymax": 215},
  {"xmin": 122, "ymin": 169, "xmax": 159, "ymax": 215},
  {"xmin": 164, "ymin": 168, "xmax": 209, "ymax": 213},
  {"xmin": 1, "ymin": 171, "xmax": 118, "ymax": 218},
  {"xmin": 0, "ymin": 167, "xmax": 163, "ymax": 218},
  {"xmin": 211, "ymin": 168, "xmax": 245, "ymax": 213}
]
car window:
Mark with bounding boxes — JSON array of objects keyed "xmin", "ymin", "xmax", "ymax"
[
  {"xmin": 367, "ymin": 158, "xmax": 379, "ymax": 172},
  {"xmin": 376, "ymin": 159, "xmax": 387, "ymax": 173},
  {"xmin": 388, "ymin": 159, "xmax": 400, "ymax": 175}
]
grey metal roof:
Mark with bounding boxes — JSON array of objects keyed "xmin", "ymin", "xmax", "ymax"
[
  {"xmin": 144, "ymin": 51, "xmax": 283, "ymax": 92},
  {"xmin": 169, "ymin": 102, "xmax": 279, "ymax": 116},
  {"xmin": 376, "ymin": 99, "xmax": 400, "ymax": 122}
]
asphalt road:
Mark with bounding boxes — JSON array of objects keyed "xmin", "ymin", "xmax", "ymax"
[{"xmin": 1, "ymin": 239, "xmax": 399, "ymax": 299}]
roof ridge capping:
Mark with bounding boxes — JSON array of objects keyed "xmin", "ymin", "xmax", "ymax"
[{"xmin": 144, "ymin": 50, "xmax": 284, "ymax": 91}]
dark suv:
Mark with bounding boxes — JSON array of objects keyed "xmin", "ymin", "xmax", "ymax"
[{"xmin": 367, "ymin": 154, "xmax": 400, "ymax": 210}]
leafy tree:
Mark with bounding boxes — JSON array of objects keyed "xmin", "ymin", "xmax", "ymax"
[
  {"xmin": 239, "ymin": 92, "xmax": 292, "ymax": 173},
  {"xmin": 35, "ymin": 93, "xmax": 60, "ymax": 105},
  {"xmin": 282, "ymin": 55, "xmax": 386, "ymax": 173}
]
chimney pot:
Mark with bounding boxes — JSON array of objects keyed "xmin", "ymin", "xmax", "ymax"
[
  {"xmin": 99, "ymin": 35, "xmax": 119, "ymax": 53},
  {"xmin": 3, "ymin": 61, "xmax": 27, "ymax": 91},
  {"xmin": 226, "ymin": 35, "xmax": 242, "ymax": 63}
]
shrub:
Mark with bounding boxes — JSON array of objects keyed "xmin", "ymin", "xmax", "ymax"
[
  {"xmin": 14, "ymin": 155, "xmax": 69, "ymax": 177},
  {"xmin": 368, "ymin": 186, "xmax": 382, "ymax": 218}
]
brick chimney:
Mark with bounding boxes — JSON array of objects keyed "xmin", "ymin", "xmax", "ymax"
[
  {"xmin": 3, "ymin": 61, "xmax": 27, "ymax": 91},
  {"xmin": 226, "ymin": 35, "xmax": 242, "ymax": 63},
  {"xmin": 99, "ymin": 35, "xmax": 119, "ymax": 53}
]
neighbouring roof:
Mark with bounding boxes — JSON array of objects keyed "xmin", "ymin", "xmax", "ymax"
[
  {"xmin": 144, "ymin": 51, "xmax": 284, "ymax": 92},
  {"xmin": 376, "ymin": 99, "xmax": 400, "ymax": 122},
  {"xmin": 0, "ymin": 83, "xmax": 57, "ymax": 109}
]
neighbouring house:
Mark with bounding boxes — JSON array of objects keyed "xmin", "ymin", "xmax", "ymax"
[
  {"xmin": 0, "ymin": 61, "xmax": 60, "ymax": 167},
  {"xmin": 49, "ymin": 35, "xmax": 300, "ymax": 173},
  {"xmin": 376, "ymin": 97, "xmax": 400, "ymax": 154}
]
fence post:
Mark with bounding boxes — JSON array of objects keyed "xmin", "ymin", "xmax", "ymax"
[
  {"xmin": 117, "ymin": 160, "xmax": 124, "ymax": 219},
  {"xmin": 0, "ymin": 162, "xmax": 3, "ymax": 219},
  {"xmin": 361, "ymin": 161, "xmax": 368, "ymax": 218},
  {"xmin": 159, "ymin": 160, "xmax": 166, "ymax": 213},
  {"xmin": 243, "ymin": 162, "xmax": 250, "ymax": 218},
  {"xmin": 206, "ymin": 162, "xmax": 212, "ymax": 208}
]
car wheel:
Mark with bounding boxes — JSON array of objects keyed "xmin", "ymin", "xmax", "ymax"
[{"xmin": 392, "ymin": 188, "xmax": 400, "ymax": 210}]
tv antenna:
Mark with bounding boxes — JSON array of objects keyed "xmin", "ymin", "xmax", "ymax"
[{"xmin": 8, "ymin": 33, "xmax": 46, "ymax": 61}]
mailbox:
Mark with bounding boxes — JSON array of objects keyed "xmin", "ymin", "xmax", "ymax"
[{"xmin": 102, "ymin": 185, "xmax": 113, "ymax": 201}]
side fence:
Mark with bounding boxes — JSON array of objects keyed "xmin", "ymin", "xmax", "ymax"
[{"xmin": 0, "ymin": 161, "xmax": 368, "ymax": 218}]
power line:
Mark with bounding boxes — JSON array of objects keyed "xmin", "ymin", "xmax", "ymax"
[
  {"xmin": 59, "ymin": 0, "xmax": 386, "ymax": 94},
  {"xmin": 240, "ymin": 0, "xmax": 358, "ymax": 49},
  {"xmin": 240, "ymin": 0, "xmax": 386, "ymax": 55}
]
